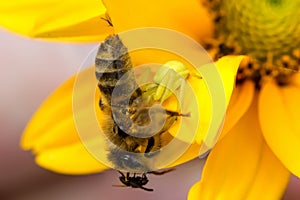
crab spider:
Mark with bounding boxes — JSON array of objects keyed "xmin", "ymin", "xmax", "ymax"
[{"xmin": 149, "ymin": 61, "xmax": 201, "ymax": 107}]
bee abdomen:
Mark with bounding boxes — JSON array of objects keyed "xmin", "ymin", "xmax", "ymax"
[
  {"xmin": 95, "ymin": 35, "xmax": 140, "ymax": 103},
  {"xmin": 95, "ymin": 34, "xmax": 132, "ymax": 82}
]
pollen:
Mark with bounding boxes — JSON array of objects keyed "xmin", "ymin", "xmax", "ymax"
[{"xmin": 202, "ymin": 0, "xmax": 300, "ymax": 87}]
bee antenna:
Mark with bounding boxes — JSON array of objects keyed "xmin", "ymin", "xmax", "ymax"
[
  {"xmin": 117, "ymin": 171, "xmax": 125, "ymax": 177},
  {"xmin": 129, "ymin": 181, "xmax": 154, "ymax": 192},
  {"xmin": 139, "ymin": 186, "xmax": 154, "ymax": 192},
  {"xmin": 149, "ymin": 168, "xmax": 176, "ymax": 175}
]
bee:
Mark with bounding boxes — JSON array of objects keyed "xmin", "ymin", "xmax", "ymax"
[{"xmin": 95, "ymin": 35, "xmax": 190, "ymax": 191}]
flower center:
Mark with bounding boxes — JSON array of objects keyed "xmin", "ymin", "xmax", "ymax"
[{"xmin": 203, "ymin": 0, "xmax": 300, "ymax": 87}]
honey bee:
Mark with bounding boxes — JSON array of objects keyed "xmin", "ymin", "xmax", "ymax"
[{"xmin": 95, "ymin": 35, "xmax": 189, "ymax": 191}]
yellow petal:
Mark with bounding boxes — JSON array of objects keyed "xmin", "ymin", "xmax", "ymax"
[
  {"xmin": 289, "ymin": 72, "xmax": 300, "ymax": 87},
  {"xmin": 103, "ymin": 0, "xmax": 214, "ymax": 44},
  {"xmin": 36, "ymin": 138, "xmax": 108, "ymax": 174},
  {"xmin": 189, "ymin": 181, "xmax": 202, "ymax": 200},
  {"xmin": 216, "ymin": 56, "xmax": 245, "ymax": 106},
  {"xmin": 220, "ymin": 81, "xmax": 255, "ymax": 138},
  {"xmin": 22, "ymin": 67, "xmax": 109, "ymax": 173},
  {"xmin": 165, "ymin": 141, "xmax": 203, "ymax": 168},
  {"xmin": 167, "ymin": 75, "xmax": 212, "ymax": 144},
  {"xmin": 259, "ymin": 78, "xmax": 300, "ymax": 177},
  {"xmin": 244, "ymin": 145, "xmax": 290, "ymax": 200},
  {"xmin": 0, "ymin": 0, "xmax": 113, "ymax": 42},
  {"xmin": 21, "ymin": 67, "xmax": 99, "ymax": 152},
  {"xmin": 188, "ymin": 95, "xmax": 290, "ymax": 200},
  {"xmin": 21, "ymin": 73, "xmax": 79, "ymax": 151},
  {"xmin": 200, "ymin": 56, "xmax": 245, "ymax": 151}
]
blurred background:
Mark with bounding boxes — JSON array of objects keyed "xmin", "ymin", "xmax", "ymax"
[{"xmin": 0, "ymin": 28, "xmax": 299, "ymax": 200}]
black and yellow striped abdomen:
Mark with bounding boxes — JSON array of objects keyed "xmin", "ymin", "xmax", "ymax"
[{"xmin": 95, "ymin": 34, "xmax": 140, "ymax": 106}]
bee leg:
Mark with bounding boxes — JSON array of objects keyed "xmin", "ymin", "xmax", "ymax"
[
  {"xmin": 126, "ymin": 172, "xmax": 130, "ymax": 180},
  {"xmin": 144, "ymin": 135, "xmax": 161, "ymax": 158},
  {"xmin": 165, "ymin": 110, "xmax": 191, "ymax": 117}
]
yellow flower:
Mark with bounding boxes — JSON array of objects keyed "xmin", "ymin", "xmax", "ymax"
[
  {"xmin": 1, "ymin": 0, "xmax": 238, "ymax": 174},
  {"xmin": 1, "ymin": 0, "xmax": 299, "ymax": 199},
  {"xmin": 188, "ymin": 0, "xmax": 300, "ymax": 199}
]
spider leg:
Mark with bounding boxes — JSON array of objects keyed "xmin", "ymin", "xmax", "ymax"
[
  {"xmin": 153, "ymin": 69, "xmax": 170, "ymax": 101},
  {"xmin": 154, "ymin": 68, "xmax": 186, "ymax": 103}
]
